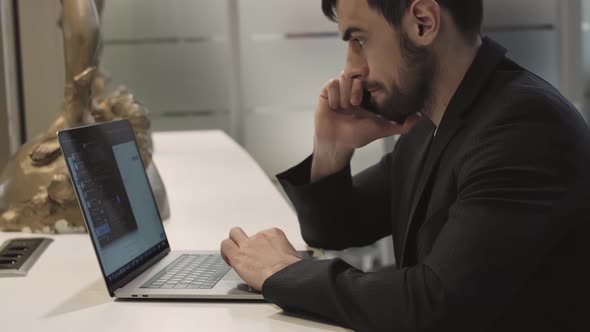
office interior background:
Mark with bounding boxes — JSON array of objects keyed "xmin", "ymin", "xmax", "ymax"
[{"xmin": 0, "ymin": 0, "xmax": 588, "ymax": 269}]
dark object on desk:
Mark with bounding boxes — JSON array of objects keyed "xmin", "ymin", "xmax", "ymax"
[{"xmin": 0, "ymin": 238, "xmax": 53, "ymax": 277}]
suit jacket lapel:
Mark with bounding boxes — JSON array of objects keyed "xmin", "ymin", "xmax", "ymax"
[{"xmin": 399, "ymin": 37, "xmax": 508, "ymax": 267}]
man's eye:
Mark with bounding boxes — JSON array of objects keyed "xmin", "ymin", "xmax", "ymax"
[{"xmin": 355, "ymin": 38, "xmax": 366, "ymax": 48}]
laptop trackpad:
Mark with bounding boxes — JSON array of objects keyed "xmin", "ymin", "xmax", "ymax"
[
  {"xmin": 224, "ymin": 268, "xmax": 244, "ymax": 281},
  {"xmin": 223, "ymin": 269, "xmax": 262, "ymax": 294}
]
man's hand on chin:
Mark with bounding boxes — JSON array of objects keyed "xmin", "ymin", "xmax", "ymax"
[{"xmin": 220, "ymin": 227, "xmax": 303, "ymax": 291}]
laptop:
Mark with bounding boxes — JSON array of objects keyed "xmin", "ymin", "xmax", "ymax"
[{"xmin": 58, "ymin": 119, "xmax": 290, "ymax": 300}]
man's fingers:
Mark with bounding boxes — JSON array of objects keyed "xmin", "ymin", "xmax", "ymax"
[
  {"xmin": 229, "ymin": 227, "xmax": 249, "ymax": 246},
  {"xmin": 350, "ymin": 79, "xmax": 363, "ymax": 107},
  {"xmin": 220, "ymin": 238, "xmax": 238, "ymax": 266},
  {"xmin": 339, "ymin": 73, "xmax": 352, "ymax": 110},
  {"xmin": 326, "ymin": 79, "xmax": 340, "ymax": 110}
]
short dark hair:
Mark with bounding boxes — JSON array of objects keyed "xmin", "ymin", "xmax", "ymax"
[{"xmin": 322, "ymin": 0, "xmax": 483, "ymax": 44}]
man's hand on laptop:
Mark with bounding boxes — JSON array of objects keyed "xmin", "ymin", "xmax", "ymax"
[{"xmin": 220, "ymin": 227, "xmax": 303, "ymax": 291}]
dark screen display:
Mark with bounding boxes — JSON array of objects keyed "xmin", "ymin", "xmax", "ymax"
[{"xmin": 69, "ymin": 141, "xmax": 138, "ymax": 247}]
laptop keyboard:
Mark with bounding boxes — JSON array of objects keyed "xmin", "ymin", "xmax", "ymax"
[{"xmin": 142, "ymin": 254, "xmax": 231, "ymax": 289}]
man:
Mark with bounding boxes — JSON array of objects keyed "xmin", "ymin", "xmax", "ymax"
[{"xmin": 220, "ymin": 0, "xmax": 590, "ymax": 331}]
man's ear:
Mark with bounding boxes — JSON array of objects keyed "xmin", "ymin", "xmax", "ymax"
[{"xmin": 403, "ymin": 0, "xmax": 440, "ymax": 46}]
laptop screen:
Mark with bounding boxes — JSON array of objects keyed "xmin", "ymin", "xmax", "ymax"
[{"xmin": 58, "ymin": 120, "xmax": 169, "ymax": 291}]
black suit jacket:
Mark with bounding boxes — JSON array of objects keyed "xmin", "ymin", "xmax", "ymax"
[{"xmin": 262, "ymin": 37, "xmax": 590, "ymax": 331}]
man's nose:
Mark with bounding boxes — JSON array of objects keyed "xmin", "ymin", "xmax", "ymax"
[{"xmin": 343, "ymin": 46, "xmax": 369, "ymax": 80}]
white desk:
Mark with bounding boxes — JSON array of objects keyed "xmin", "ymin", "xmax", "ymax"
[{"xmin": 0, "ymin": 130, "xmax": 349, "ymax": 332}]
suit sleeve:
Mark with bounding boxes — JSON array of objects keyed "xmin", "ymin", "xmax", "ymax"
[
  {"xmin": 276, "ymin": 149, "xmax": 397, "ymax": 250},
  {"xmin": 264, "ymin": 104, "xmax": 590, "ymax": 331}
]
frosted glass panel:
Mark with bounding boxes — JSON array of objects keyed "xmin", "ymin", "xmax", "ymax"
[
  {"xmin": 101, "ymin": 0, "xmax": 228, "ymax": 39},
  {"xmin": 483, "ymin": 0, "xmax": 557, "ymax": 26},
  {"xmin": 98, "ymin": 0, "xmax": 232, "ymax": 134},
  {"xmin": 244, "ymin": 111, "xmax": 385, "ymax": 176},
  {"xmin": 101, "ymin": 42, "xmax": 231, "ymax": 115},
  {"xmin": 242, "ymin": 39, "xmax": 345, "ymax": 108},
  {"xmin": 151, "ymin": 113, "xmax": 229, "ymax": 132},
  {"xmin": 485, "ymin": 31, "xmax": 559, "ymax": 87},
  {"xmin": 239, "ymin": 0, "xmax": 338, "ymax": 34}
]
